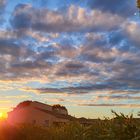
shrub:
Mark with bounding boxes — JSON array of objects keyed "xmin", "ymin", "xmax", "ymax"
[{"xmin": 0, "ymin": 111, "xmax": 140, "ymax": 140}]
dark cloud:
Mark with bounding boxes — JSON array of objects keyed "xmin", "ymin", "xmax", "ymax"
[
  {"xmin": 10, "ymin": 3, "xmax": 123, "ymax": 33},
  {"xmin": 87, "ymin": 0, "xmax": 136, "ymax": 17},
  {"xmin": 109, "ymin": 90, "xmax": 140, "ymax": 95},
  {"xmin": 79, "ymin": 51, "xmax": 115, "ymax": 63},
  {"xmin": 77, "ymin": 33, "xmax": 123, "ymax": 63},
  {"xmin": 0, "ymin": 0, "xmax": 6, "ymax": 23},
  {"xmin": 79, "ymin": 103, "xmax": 140, "ymax": 107},
  {"xmin": 26, "ymin": 86, "xmax": 91, "ymax": 94},
  {"xmin": 65, "ymin": 62, "xmax": 84, "ymax": 69},
  {"xmin": 55, "ymin": 61, "xmax": 89, "ymax": 76},
  {"xmin": 34, "ymin": 0, "xmax": 85, "ymax": 9},
  {"xmin": 28, "ymin": 81, "xmax": 133, "ymax": 95},
  {"xmin": 0, "ymin": 38, "xmax": 35, "ymax": 80},
  {"xmin": 36, "ymin": 45, "xmax": 60, "ymax": 62},
  {"xmin": 11, "ymin": 60, "xmax": 51, "ymax": 70},
  {"xmin": 0, "ymin": 0, "xmax": 5, "ymax": 12},
  {"xmin": 54, "ymin": 60, "xmax": 99, "ymax": 78},
  {"xmin": 109, "ymin": 56, "xmax": 140, "ymax": 90},
  {"xmin": 97, "ymin": 95, "xmax": 140, "ymax": 100},
  {"xmin": 0, "ymin": 39, "xmax": 22, "ymax": 56},
  {"xmin": 10, "ymin": 4, "xmax": 32, "ymax": 29}
]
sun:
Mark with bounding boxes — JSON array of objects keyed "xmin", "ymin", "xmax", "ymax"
[
  {"xmin": 0, "ymin": 112, "xmax": 7, "ymax": 119},
  {"xmin": 0, "ymin": 112, "xmax": 3, "ymax": 118}
]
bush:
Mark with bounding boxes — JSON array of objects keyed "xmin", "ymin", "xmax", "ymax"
[{"xmin": 0, "ymin": 111, "xmax": 140, "ymax": 140}]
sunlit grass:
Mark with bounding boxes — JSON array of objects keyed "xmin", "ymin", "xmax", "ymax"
[{"xmin": 0, "ymin": 111, "xmax": 140, "ymax": 140}]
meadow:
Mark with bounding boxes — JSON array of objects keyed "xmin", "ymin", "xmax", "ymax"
[{"xmin": 0, "ymin": 111, "xmax": 140, "ymax": 140}]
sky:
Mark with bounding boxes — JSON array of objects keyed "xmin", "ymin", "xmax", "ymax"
[{"xmin": 0, "ymin": 0, "xmax": 140, "ymax": 118}]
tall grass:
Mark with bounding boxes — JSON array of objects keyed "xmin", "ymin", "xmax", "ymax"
[{"xmin": 0, "ymin": 111, "xmax": 140, "ymax": 140}]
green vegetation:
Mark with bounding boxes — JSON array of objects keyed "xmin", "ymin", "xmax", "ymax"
[{"xmin": 0, "ymin": 111, "xmax": 140, "ymax": 140}]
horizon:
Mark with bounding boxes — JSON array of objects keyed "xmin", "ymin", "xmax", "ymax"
[
  {"xmin": 0, "ymin": 0, "xmax": 140, "ymax": 119},
  {"xmin": 1, "ymin": 100, "xmax": 139, "ymax": 120}
]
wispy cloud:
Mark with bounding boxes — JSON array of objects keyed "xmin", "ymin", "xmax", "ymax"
[{"xmin": 79, "ymin": 104, "xmax": 140, "ymax": 108}]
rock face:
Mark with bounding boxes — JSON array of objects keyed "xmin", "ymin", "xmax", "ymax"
[{"xmin": 7, "ymin": 101, "xmax": 72, "ymax": 126}]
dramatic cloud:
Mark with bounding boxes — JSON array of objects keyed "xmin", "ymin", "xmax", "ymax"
[
  {"xmin": 0, "ymin": 0, "xmax": 140, "ymax": 110},
  {"xmin": 11, "ymin": 4, "xmax": 123, "ymax": 32}
]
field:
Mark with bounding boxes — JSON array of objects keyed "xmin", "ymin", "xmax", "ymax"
[{"xmin": 0, "ymin": 111, "xmax": 140, "ymax": 140}]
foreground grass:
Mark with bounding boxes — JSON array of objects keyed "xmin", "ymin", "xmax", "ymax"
[{"xmin": 0, "ymin": 111, "xmax": 140, "ymax": 140}]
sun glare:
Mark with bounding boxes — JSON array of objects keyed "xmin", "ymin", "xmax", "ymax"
[{"xmin": 0, "ymin": 112, "xmax": 7, "ymax": 119}]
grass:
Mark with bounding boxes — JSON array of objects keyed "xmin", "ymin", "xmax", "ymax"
[{"xmin": 0, "ymin": 111, "xmax": 140, "ymax": 140}]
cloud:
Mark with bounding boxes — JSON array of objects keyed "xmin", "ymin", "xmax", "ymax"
[
  {"xmin": 79, "ymin": 103, "xmax": 140, "ymax": 107},
  {"xmin": 79, "ymin": 44, "xmax": 119, "ymax": 63},
  {"xmin": 0, "ymin": 37, "xmax": 38, "ymax": 80},
  {"xmin": 25, "ymin": 81, "xmax": 136, "ymax": 95},
  {"xmin": 0, "ymin": 0, "xmax": 6, "ymax": 23},
  {"xmin": 55, "ymin": 61, "xmax": 91, "ymax": 77},
  {"xmin": 0, "ymin": 0, "xmax": 6, "ymax": 12},
  {"xmin": 123, "ymin": 21, "xmax": 140, "ymax": 47},
  {"xmin": 0, "ymin": 1, "xmax": 140, "ymax": 109},
  {"xmin": 10, "ymin": 4, "xmax": 123, "ymax": 32},
  {"xmin": 1, "ymin": 27, "xmax": 140, "ymax": 93},
  {"xmin": 86, "ymin": 0, "xmax": 136, "ymax": 17},
  {"xmin": 25, "ymin": 85, "xmax": 93, "ymax": 94},
  {"xmin": 96, "ymin": 95, "xmax": 140, "ymax": 101},
  {"xmin": 0, "ymin": 81, "xmax": 25, "ymax": 91},
  {"xmin": 109, "ymin": 90, "xmax": 140, "ymax": 95},
  {"xmin": 0, "ymin": 39, "xmax": 24, "ymax": 56},
  {"xmin": 11, "ymin": 60, "xmax": 52, "ymax": 70}
]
